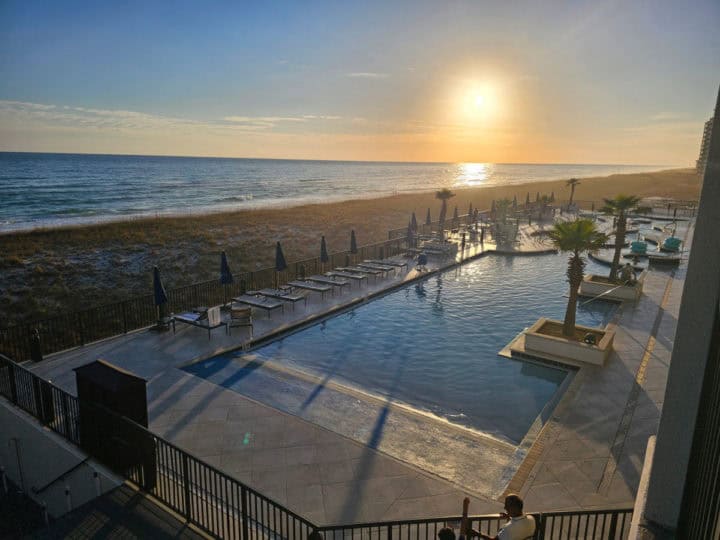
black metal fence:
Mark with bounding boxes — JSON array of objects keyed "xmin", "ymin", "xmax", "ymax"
[
  {"xmin": 317, "ymin": 508, "xmax": 633, "ymax": 539},
  {"xmin": 0, "ymin": 237, "xmax": 406, "ymax": 362},
  {"xmin": 1, "ymin": 353, "xmax": 634, "ymax": 539}
]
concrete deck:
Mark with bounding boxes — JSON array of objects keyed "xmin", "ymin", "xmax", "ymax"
[{"xmin": 25, "ymin": 220, "xmax": 684, "ymax": 525}]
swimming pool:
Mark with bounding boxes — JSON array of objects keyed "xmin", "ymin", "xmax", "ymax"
[{"xmin": 185, "ymin": 253, "xmax": 616, "ymax": 445}]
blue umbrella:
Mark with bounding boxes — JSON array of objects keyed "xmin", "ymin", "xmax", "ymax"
[
  {"xmin": 220, "ymin": 251, "xmax": 233, "ymax": 284},
  {"xmin": 410, "ymin": 212, "xmax": 418, "ymax": 231},
  {"xmin": 320, "ymin": 236, "xmax": 329, "ymax": 263},
  {"xmin": 153, "ymin": 266, "xmax": 168, "ymax": 306},
  {"xmin": 275, "ymin": 241, "xmax": 287, "ymax": 289},
  {"xmin": 275, "ymin": 241, "xmax": 287, "ymax": 272},
  {"xmin": 220, "ymin": 251, "xmax": 233, "ymax": 306},
  {"xmin": 320, "ymin": 235, "xmax": 329, "ymax": 271},
  {"xmin": 350, "ymin": 230, "xmax": 358, "ymax": 254},
  {"xmin": 153, "ymin": 266, "xmax": 168, "ymax": 324}
]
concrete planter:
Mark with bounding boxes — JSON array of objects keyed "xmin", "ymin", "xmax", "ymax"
[
  {"xmin": 524, "ymin": 318, "xmax": 615, "ymax": 366},
  {"xmin": 579, "ymin": 270, "xmax": 646, "ymax": 302}
]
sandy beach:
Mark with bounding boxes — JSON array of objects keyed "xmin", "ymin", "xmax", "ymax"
[{"xmin": 0, "ymin": 167, "xmax": 701, "ymax": 323}]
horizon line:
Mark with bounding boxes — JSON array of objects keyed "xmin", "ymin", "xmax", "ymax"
[{"xmin": 0, "ymin": 150, "xmax": 677, "ymax": 169}]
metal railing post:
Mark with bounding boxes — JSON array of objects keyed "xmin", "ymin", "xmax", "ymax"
[
  {"xmin": 121, "ymin": 303, "xmax": 128, "ymax": 334},
  {"xmin": 77, "ymin": 313, "xmax": 85, "ymax": 346},
  {"xmin": 182, "ymin": 453, "xmax": 191, "ymax": 520},
  {"xmin": 7, "ymin": 362, "xmax": 18, "ymax": 403},
  {"xmin": 241, "ymin": 485, "xmax": 250, "ymax": 540},
  {"xmin": 388, "ymin": 524, "xmax": 393, "ymax": 540},
  {"xmin": 608, "ymin": 512, "xmax": 618, "ymax": 538}
]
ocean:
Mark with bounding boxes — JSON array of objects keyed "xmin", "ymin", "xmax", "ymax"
[{"xmin": 0, "ymin": 152, "xmax": 662, "ymax": 232}]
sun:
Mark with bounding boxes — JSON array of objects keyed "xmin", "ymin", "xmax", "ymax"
[{"xmin": 474, "ymin": 94, "xmax": 485, "ymax": 108}]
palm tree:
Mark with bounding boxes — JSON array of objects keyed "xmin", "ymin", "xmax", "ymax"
[
  {"xmin": 566, "ymin": 178, "xmax": 580, "ymax": 209},
  {"xmin": 435, "ymin": 188, "xmax": 455, "ymax": 232},
  {"xmin": 600, "ymin": 195, "xmax": 649, "ymax": 281},
  {"xmin": 548, "ymin": 219, "xmax": 607, "ymax": 337}
]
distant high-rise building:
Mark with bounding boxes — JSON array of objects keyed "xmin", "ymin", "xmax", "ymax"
[{"xmin": 696, "ymin": 116, "xmax": 713, "ymax": 173}]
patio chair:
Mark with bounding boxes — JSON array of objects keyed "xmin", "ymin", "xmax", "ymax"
[
  {"xmin": 229, "ymin": 306, "xmax": 253, "ymax": 338},
  {"xmin": 172, "ymin": 306, "xmax": 227, "ymax": 339}
]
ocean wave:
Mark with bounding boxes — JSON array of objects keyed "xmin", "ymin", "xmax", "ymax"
[{"xmin": 219, "ymin": 194, "xmax": 254, "ymax": 202}]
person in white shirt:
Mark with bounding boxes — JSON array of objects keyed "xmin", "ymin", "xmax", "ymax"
[{"xmin": 475, "ymin": 494, "xmax": 536, "ymax": 540}]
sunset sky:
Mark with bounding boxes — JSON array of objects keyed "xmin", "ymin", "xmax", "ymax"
[{"xmin": 1, "ymin": 0, "xmax": 718, "ymax": 165}]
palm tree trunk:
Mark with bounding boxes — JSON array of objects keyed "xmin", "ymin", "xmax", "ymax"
[
  {"xmin": 609, "ymin": 211, "xmax": 627, "ymax": 281},
  {"xmin": 563, "ymin": 253, "xmax": 583, "ymax": 337}
]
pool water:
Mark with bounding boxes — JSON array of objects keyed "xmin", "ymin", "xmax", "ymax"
[{"xmin": 185, "ymin": 253, "xmax": 616, "ymax": 445}]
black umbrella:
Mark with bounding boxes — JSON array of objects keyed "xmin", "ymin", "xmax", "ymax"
[
  {"xmin": 452, "ymin": 206, "xmax": 459, "ymax": 229},
  {"xmin": 550, "ymin": 191, "xmax": 555, "ymax": 203},
  {"xmin": 410, "ymin": 212, "xmax": 418, "ymax": 231},
  {"xmin": 220, "ymin": 251, "xmax": 233, "ymax": 306},
  {"xmin": 153, "ymin": 266, "xmax": 168, "ymax": 306},
  {"xmin": 425, "ymin": 208, "xmax": 431, "ymax": 226},
  {"xmin": 220, "ymin": 251, "xmax": 233, "ymax": 284},
  {"xmin": 512, "ymin": 195, "xmax": 517, "ymax": 210},
  {"xmin": 275, "ymin": 241, "xmax": 287, "ymax": 288},
  {"xmin": 438, "ymin": 200, "xmax": 447, "ymax": 232},
  {"xmin": 525, "ymin": 193, "xmax": 530, "ymax": 206},
  {"xmin": 153, "ymin": 266, "xmax": 168, "ymax": 322},
  {"xmin": 320, "ymin": 235, "xmax": 329, "ymax": 271},
  {"xmin": 350, "ymin": 230, "xmax": 358, "ymax": 254},
  {"xmin": 406, "ymin": 222, "xmax": 414, "ymax": 248},
  {"xmin": 468, "ymin": 202, "xmax": 473, "ymax": 217}
]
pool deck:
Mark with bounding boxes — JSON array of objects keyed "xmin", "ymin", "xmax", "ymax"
[{"xmin": 25, "ymin": 220, "xmax": 684, "ymax": 524}]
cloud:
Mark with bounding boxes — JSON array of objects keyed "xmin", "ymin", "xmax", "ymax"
[
  {"xmin": 0, "ymin": 100, "xmax": 343, "ymax": 134},
  {"xmin": 649, "ymin": 112, "xmax": 687, "ymax": 122},
  {"xmin": 346, "ymin": 72, "xmax": 388, "ymax": 79}
]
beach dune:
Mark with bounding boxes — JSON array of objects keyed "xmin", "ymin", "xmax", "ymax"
[{"xmin": 0, "ymin": 168, "xmax": 701, "ymax": 323}]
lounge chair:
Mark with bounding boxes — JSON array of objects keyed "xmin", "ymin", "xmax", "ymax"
[
  {"xmin": 229, "ymin": 306, "xmax": 253, "ymax": 338},
  {"xmin": 257, "ymin": 288, "xmax": 310, "ymax": 310},
  {"xmin": 232, "ymin": 294, "xmax": 284, "ymax": 318},
  {"xmin": 172, "ymin": 306, "xmax": 227, "ymax": 339},
  {"xmin": 286, "ymin": 280, "xmax": 333, "ymax": 299}
]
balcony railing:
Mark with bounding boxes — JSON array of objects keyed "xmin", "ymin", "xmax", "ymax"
[{"xmin": 1, "ymin": 353, "xmax": 633, "ymax": 539}]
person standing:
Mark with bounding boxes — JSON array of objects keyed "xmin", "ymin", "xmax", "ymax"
[{"xmin": 475, "ymin": 494, "xmax": 535, "ymax": 540}]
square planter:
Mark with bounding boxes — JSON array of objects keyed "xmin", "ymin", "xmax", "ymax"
[
  {"xmin": 579, "ymin": 270, "xmax": 646, "ymax": 302},
  {"xmin": 523, "ymin": 318, "xmax": 615, "ymax": 366}
]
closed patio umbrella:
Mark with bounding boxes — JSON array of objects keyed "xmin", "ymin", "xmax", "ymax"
[
  {"xmin": 406, "ymin": 221, "xmax": 415, "ymax": 248},
  {"xmin": 512, "ymin": 195, "xmax": 517, "ymax": 211},
  {"xmin": 526, "ymin": 193, "xmax": 530, "ymax": 207},
  {"xmin": 410, "ymin": 212, "xmax": 418, "ymax": 231},
  {"xmin": 153, "ymin": 266, "xmax": 168, "ymax": 323},
  {"xmin": 320, "ymin": 235, "xmax": 329, "ymax": 271},
  {"xmin": 452, "ymin": 206, "xmax": 459, "ymax": 229},
  {"xmin": 220, "ymin": 251, "xmax": 233, "ymax": 306},
  {"xmin": 438, "ymin": 201, "xmax": 447, "ymax": 234},
  {"xmin": 425, "ymin": 208, "xmax": 431, "ymax": 226},
  {"xmin": 275, "ymin": 241, "xmax": 287, "ymax": 288}
]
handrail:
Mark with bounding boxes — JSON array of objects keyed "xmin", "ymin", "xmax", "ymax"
[{"xmin": 31, "ymin": 457, "xmax": 90, "ymax": 495}]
